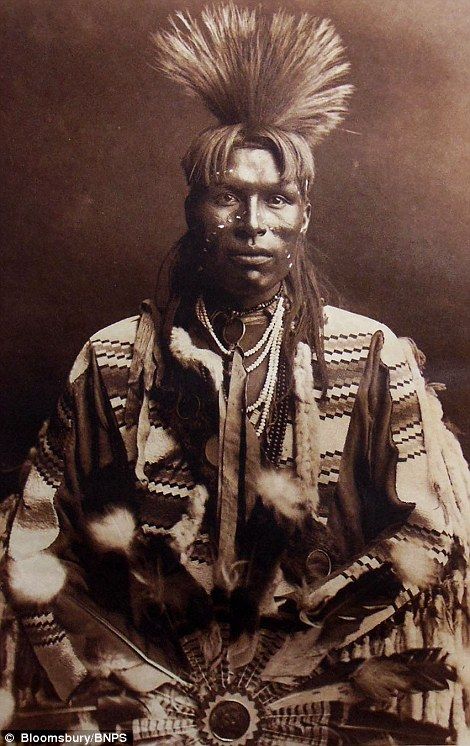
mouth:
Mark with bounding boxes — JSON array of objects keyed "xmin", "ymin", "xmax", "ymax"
[{"xmin": 229, "ymin": 251, "xmax": 273, "ymax": 266}]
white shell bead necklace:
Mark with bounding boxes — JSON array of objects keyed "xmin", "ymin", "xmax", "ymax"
[
  {"xmin": 195, "ymin": 295, "xmax": 284, "ymax": 359},
  {"xmin": 195, "ymin": 295, "xmax": 285, "ymax": 435}
]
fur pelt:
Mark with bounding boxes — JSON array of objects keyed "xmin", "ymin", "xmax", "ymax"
[
  {"xmin": 85, "ymin": 506, "xmax": 136, "ymax": 555},
  {"xmin": 169, "ymin": 327, "xmax": 223, "ymax": 392},
  {"xmin": 153, "ymin": 4, "xmax": 352, "ymax": 145},
  {"xmin": 293, "ymin": 342, "xmax": 321, "ymax": 501},
  {"xmin": 5, "ymin": 551, "xmax": 66, "ymax": 606}
]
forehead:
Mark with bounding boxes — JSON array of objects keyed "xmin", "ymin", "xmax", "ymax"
[{"xmin": 223, "ymin": 147, "xmax": 287, "ymax": 187}]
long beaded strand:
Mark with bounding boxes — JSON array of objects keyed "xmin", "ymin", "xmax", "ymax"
[
  {"xmin": 249, "ymin": 322, "xmax": 283, "ymax": 436},
  {"xmin": 195, "ymin": 294, "xmax": 285, "ymax": 435}
]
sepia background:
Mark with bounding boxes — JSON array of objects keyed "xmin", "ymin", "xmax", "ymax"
[{"xmin": 1, "ymin": 0, "xmax": 469, "ymax": 483}]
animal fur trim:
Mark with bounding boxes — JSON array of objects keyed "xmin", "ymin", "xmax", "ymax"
[
  {"xmin": 85, "ymin": 506, "xmax": 136, "ymax": 555},
  {"xmin": 6, "ymin": 552, "xmax": 67, "ymax": 606},
  {"xmin": 142, "ymin": 423, "xmax": 180, "ymax": 466},
  {"xmin": 293, "ymin": 342, "xmax": 321, "ymax": 501},
  {"xmin": 257, "ymin": 469, "xmax": 318, "ymax": 523},
  {"xmin": 170, "ymin": 327, "xmax": 223, "ymax": 392},
  {"xmin": 0, "ymin": 688, "xmax": 15, "ymax": 729},
  {"xmin": 166, "ymin": 483, "xmax": 209, "ymax": 559},
  {"xmin": 153, "ymin": 4, "xmax": 352, "ymax": 145}
]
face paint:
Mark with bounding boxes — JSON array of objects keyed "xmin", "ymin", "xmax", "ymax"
[{"xmin": 188, "ymin": 148, "xmax": 311, "ymax": 307}]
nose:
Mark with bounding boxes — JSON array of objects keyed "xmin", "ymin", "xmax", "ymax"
[{"xmin": 241, "ymin": 196, "xmax": 267, "ymax": 240}]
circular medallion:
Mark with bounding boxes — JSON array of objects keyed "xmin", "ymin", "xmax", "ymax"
[
  {"xmin": 306, "ymin": 548, "xmax": 332, "ymax": 579},
  {"xmin": 200, "ymin": 691, "xmax": 260, "ymax": 745},
  {"xmin": 209, "ymin": 699, "xmax": 251, "ymax": 741},
  {"xmin": 205, "ymin": 434, "xmax": 219, "ymax": 467},
  {"xmin": 223, "ymin": 317, "xmax": 245, "ymax": 347}
]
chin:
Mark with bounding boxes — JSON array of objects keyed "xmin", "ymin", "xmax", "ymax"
[{"xmin": 221, "ymin": 277, "xmax": 283, "ymax": 308}]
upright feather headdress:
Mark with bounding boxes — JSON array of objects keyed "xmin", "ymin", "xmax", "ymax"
[{"xmin": 153, "ymin": 4, "xmax": 353, "ymax": 148}]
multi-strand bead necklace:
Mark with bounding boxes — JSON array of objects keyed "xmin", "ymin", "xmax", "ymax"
[{"xmin": 195, "ymin": 294, "xmax": 285, "ymax": 436}]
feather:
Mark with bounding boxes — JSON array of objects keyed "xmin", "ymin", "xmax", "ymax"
[
  {"xmin": 260, "ymin": 626, "xmax": 323, "ymax": 682},
  {"xmin": 387, "ymin": 647, "xmax": 457, "ymax": 691},
  {"xmin": 267, "ymin": 680, "xmax": 358, "ymax": 709},
  {"xmin": 265, "ymin": 648, "xmax": 456, "ymax": 707},
  {"xmin": 153, "ymin": 4, "xmax": 352, "ymax": 146},
  {"xmin": 304, "ymin": 566, "xmax": 402, "ymax": 647},
  {"xmin": 336, "ymin": 706, "xmax": 451, "ymax": 744},
  {"xmin": 199, "ymin": 621, "xmax": 223, "ymax": 668},
  {"xmin": 352, "ymin": 658, "xmax": 418, "ymax": 701},
  {"xmin": 67, "ymin": 595, "xmax": 190, "ymax": 688},
  {"xmin": 227, "ymin": 630, "xmax": 258, "ymax": 670},
  {"xmin": 260, "ymin": 567, "xmax": 401, "ymax": 682},
  {"xmin": 213, "ymin": 559, "xmax": 248, "ymax": 594}
]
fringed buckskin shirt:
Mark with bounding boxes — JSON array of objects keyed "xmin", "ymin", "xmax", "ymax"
[{"xmin": 1, "ymin": 301, "xmax": 469, "ymax": 742}]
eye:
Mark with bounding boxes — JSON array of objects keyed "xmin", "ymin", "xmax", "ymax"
[
  {"xmin": 267, "ymin": 194, "xmax": 290, "ymax": 207},
  {"xmin": 213, "ymin": 191, "xmax": 239, "ymax": 207}
]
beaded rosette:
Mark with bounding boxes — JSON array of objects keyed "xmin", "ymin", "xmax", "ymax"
[{"xmin": 131, "ymin": 623, "xmax": 455, "ymax": 745}]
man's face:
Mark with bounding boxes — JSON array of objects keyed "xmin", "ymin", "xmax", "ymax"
[{"xmin": 188, "ymin": 147, "xmax": 310, "ymax": 307}]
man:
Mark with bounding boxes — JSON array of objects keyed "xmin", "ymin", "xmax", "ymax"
[{"xmin": 1, "ymin": 4, "xmax": 469, "ymax": 742}]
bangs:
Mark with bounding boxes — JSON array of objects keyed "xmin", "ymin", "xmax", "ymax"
[{"xmin": 182, "ymin": 125, "xmax": 315, "ymax": 196}]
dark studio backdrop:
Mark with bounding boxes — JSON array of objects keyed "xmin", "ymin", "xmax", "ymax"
[{"xmin": 1, "ymin": 0, "xmax": 469, "ymax": 485}]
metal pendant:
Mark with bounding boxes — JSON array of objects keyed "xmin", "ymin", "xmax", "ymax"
[{"xmin": 222, "ymin": 316, "xmax": 246, "ymax": 347}]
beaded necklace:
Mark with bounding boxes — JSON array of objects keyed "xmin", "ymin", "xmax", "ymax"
[{"xmin": 195, "ymin": 295, "xmax": 285, "ymax": 436}]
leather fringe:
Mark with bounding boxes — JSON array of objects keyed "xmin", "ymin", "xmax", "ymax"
[{"xmin": 338, "ymin": 572, "xmax": 469, "ymax": 738}]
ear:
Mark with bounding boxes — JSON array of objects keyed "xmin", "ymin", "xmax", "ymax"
[{"xmin": 301, "ymin": 202, "xmax": 311, "ymax": 234}]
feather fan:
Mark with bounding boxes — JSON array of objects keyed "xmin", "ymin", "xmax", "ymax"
[{"xmin": 153, "ymin": 3, "xmax": 353, "ymax": 145}]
